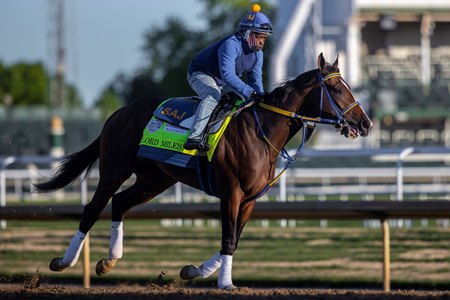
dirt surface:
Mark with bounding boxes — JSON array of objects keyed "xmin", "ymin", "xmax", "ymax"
[
  {"xmin": 0, "ymin": 282, "xmax": 449, "ymax": 300},
  {"xmin": 2, "ymin": 223, "xmax": 449, "ymax": 299}
]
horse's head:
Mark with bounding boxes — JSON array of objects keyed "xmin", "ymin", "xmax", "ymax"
[
  {"xmin": 306, "ymin": 53, "xmax": 373, "ymax": 138},
  {"xmin": 263, "ymin": 53, "xmax": 372, "ymax": 141}
]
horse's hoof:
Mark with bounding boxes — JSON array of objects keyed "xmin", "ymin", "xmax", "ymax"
[
  {"xmin": 221, "ymin": 284, "xmax": 238, "ymax": 291},
  {"xmin": 179, "ymin": 265, "xmax": 200, "ymax": 280},
  {"xmin": 49, "ymin": 257, "xmax": 67, "ymax": 272},
  {"xmin": 95, "ymin": 258, "xmax": 117, "ymax": 276}
]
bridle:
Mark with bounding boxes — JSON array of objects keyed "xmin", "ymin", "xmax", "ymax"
[
  {"xmin": 257, "ymin": 71, "xmax": 360, "ymax": 129},
  {"xmin": 250, "ymin": 70, "xmax": 361, "ymax": 199}
]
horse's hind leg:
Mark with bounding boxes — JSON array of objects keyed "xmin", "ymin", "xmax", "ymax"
[
  {"xmin": 96, "ymin": 170, "xmax": 176, "ymax": 276},
  {"xmin": 94, "ymin": 186, "xmax": 136, "ymax": 275},
  {"xmin": 49, "ymin": 176, "xmax": 127, "ymax": 272}
]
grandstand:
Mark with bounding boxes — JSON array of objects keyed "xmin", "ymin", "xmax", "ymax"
[
  {"xmin": 272, "ymin": 0, "xmax": 450, "ymax": 148},
  {"xmin": 0, "ymin": 107, "xmax": 102, "ymax": 157}
]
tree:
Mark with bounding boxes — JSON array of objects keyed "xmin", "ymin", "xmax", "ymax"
[
  {"xmin": 134, "ymin": 0, "xmax": 275, "ymax": 99},
  {"xmin": 0, "ymin": 61, "xmax": 48, "ymax": 106},
  {"xmin": 139, "ymin": 16, "xmax": 203, "ymax": 97},
  {"xmin": 0, "ymin": 62, "xmax": 7, "ymax": 98},
  {"xmin": 65, "ymin": 83, "xmax": 83, "ymax": 107},
  {"xmin": 125, "ymin": 71, "xmax": 164, "ymax": 103},
  {"xmin": 0, "ymin": 61, "xmax": 83, "ymax": 108},
  {"xmin": 94, "ymin": 70, "xmax": 164, "ymax": 109},
  {"xmin": 95, "ymin": 87, "xmax": 122, "ymax": 120}
]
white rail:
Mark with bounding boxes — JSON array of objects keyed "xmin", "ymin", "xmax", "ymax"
[{"xmin": 1, "ymin": 147, "xmax": 450, "ymax": 204}]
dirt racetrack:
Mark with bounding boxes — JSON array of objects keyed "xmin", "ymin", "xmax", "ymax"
[{"xmin": 0, "ymin": 282, "xmax": 449, "ymax": 300}]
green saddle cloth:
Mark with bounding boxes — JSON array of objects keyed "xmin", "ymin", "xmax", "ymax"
[{"xmin": 140, "ymin": 97, "xmax": 242, "ymax": 162}]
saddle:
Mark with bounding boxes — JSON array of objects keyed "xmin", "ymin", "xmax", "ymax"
[
  {"xmin": 138, "ymin": 93, "xmax": 242, "ymax": 167},
  {"xmin": 153, "ymin": 92, "xmax": 240, "ymax": 134}
]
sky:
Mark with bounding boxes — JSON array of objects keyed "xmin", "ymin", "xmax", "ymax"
[{"xmin": 0, "ymin": 0, "xmax": 206, "ymax": 107}]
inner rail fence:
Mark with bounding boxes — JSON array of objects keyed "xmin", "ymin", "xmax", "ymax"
[{"xmin": 1, "ymin": 147, "xmax": 450, "ymax": 204}]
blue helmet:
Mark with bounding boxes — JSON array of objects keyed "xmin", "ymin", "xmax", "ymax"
[{"xmin": 238, "ymin": 4, "xmax": 273, "ymax": 35}]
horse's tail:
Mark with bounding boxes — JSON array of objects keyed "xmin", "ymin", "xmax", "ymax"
[{"xmin": 34, "ymin": 136, "xmax": 101, "ymax": 192}]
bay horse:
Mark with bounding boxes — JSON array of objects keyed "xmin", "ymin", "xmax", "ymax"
[{"xmin": 35, "ymin": 53, "xmax": 372, "ymax": 290}]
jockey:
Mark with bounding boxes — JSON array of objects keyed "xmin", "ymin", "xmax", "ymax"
[{"xmin": 183, "ymin": 4, "xmax": 273, "ymax": 151}]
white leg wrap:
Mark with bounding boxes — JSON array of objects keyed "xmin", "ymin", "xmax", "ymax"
[
  {"xmin": 198, "ymin": 251, "xmax": 222, "ymax": 278},
  {"xmin": 218, "ymin": 255, "xmax": 233, "ymax": 289},
  {"xmin": 109, "ymin": 221, "xmax": 124, "ymax": 259},
  {"xmin": 62, "ymin": 230, "xmax": 86, "ymax": 267}
]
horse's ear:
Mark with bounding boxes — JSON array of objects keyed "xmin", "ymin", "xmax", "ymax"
[
  {"xmin": 332, "ymin": 53, "xmax": 339, "ymax": 68},
  {"xmin": 317, "ymin": 53, "xmax": 326, "ymax": 70}
]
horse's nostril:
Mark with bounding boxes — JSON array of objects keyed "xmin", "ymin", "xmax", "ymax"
[{"xmin": 361, "ymin": 120, "xmax": 372, "ymax": 130}]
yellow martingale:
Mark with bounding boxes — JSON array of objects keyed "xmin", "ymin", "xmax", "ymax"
[{"xmin": 205, "ymin": 112, "xmax": 233, "ymax": 161}]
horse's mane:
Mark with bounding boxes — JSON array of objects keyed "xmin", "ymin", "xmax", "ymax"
[{"xmin": 268, "ymin": 69, "xmax": 319, "ymax": 106}]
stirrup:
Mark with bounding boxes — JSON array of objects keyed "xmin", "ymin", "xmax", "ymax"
[
  {"xmin": 183, "ymin": 139, "xmax": 211, "ymax": 152},
  {"xmin": 198, "ymin": 142, "xmax": 211, "ymax": 152}
]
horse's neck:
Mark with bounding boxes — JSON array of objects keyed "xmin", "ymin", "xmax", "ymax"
[
  {"xmin": 259, "ymin": 90, "xmax": 310, "ymax": 150},
  {"xmin": 259, "ymin": 109, "xmax": 302, "ymax": 151}
]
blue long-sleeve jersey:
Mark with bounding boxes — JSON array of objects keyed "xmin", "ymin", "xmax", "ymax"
[{"xmin": 188, "ymin": 32, "xmax": 264, "ymax": 99}]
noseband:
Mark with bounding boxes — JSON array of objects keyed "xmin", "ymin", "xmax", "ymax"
[
  {"xmin": 317, "ymin": 72, "xmax": 361, "ymax": 127},
  {"xmin": 249, "ymin": 71, "xmax": 361, "ymax": 200}
]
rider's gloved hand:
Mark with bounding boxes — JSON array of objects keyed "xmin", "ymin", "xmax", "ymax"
[
  {"xmin": 239, "ymin": 92, "xmax": 264, "ymax": 110},
  {"xmin": 249, "ymin": 91, "xmax": 265, "ymax": 103}
]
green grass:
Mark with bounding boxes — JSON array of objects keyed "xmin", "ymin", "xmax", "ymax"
[{"xmin": 0, "ymin": 219, "xmax": 449, "ymax": 289}]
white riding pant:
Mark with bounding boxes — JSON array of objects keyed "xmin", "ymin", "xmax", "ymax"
[{"xmin": 187, "ymin": 71, "xmax": 234, "ymax": 140}]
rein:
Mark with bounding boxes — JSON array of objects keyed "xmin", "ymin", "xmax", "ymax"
[{"xmin": 250, "ymin": 71, "xmax": 360, "ymax": 200}]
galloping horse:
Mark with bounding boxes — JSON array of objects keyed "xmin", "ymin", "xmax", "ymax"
[{"xmin": 35, "ymin": 54, "xmax": 372, "ymax": 290}]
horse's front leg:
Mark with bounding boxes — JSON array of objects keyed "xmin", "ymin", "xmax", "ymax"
[
  {"xmin": 180, "ymin": 198, "xmax": 255, "ymax": 290},
  {"xmin": 217, "ymin": 198, "xmax": 256, "ymax": 290},
  {"xmin": 179, "ymin": 251, "xmax": 222, "ymax": 280},
  {"xmin": 214, "ymin": 196, "xmax": 239, "ymax": 290},
  {"xmin": 179, "ymin": 198, "xmax": 233, "ymax": 283},
  {"xmin": 234, "ymin": 200, "xmax": 256, "ymax": 252},
  {"xmin": 180, "ymin": 198, "xmax": 239, "ymax": 290},
  {"xmin": 180, "ymin": 201, "xmax": 239, "ymax": 290}
]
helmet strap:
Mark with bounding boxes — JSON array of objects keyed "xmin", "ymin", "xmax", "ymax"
[
  {"xmin": 244, "ymin": 29, "xmax": 251, "ymax": 39},
  {"xmin": 247, "ymin": 31, "xmax": 257, "ymax": 51}
]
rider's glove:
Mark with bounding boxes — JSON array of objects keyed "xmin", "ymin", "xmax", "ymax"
[{"xmin": 249, "ymin": 91, "xmax": 265, "ymax": 103}]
